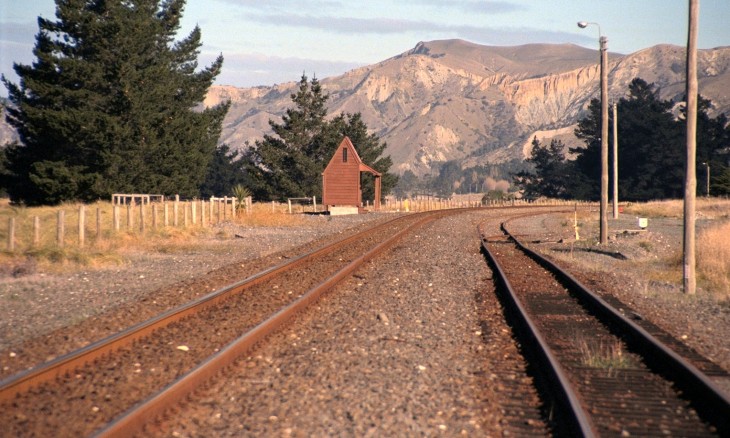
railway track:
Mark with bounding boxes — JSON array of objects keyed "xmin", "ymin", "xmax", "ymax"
[
  {"xmin": 479, "ymin": 214, "xmax": 730, "ymax": 436},
  {"xmin": 6, "ymin": 206, "xmax": 728, "ymax": 436},
  {"xmin": 0, "ymin": 210, "xmax": 454, "ymax": 437}
]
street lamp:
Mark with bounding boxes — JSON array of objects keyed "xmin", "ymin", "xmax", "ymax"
[
  {"xmin": 578, "ymin": 21, "xmax": 609, "ymax": 244},
  {"xmin": 701, "ymin": 162, "xmax": 710, "ymax": 196},
  {"xmin": 612, "ymin": 101, "xmax": 619, "ymax": 219}
]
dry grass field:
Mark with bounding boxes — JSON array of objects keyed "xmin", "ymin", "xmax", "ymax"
[
  {"xmin": 0, "ymin": 199, "xmax": 309, "ymax": 274},
  {"xmin": 1, "ymin": 198, "xmax": 728, "ymax": 297},
  {"xmin": 624, "ymin": 198, "xmax": 730, "ymax": 297}
]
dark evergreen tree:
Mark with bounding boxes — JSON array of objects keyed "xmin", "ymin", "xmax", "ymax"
[
  {"xmin": 393, "ymin": 170, "xmax": 418, "ymax": 198},
  {"xmin": 244, "ymin": 74, "xmax": 397, "ymax": 202},
  {"xmin": 1, "ymin": 0, "xmax": 228, "ymax": 205},
  {"xmin": 244, "ymin": 75, "xmax": 327, "ymax": 201},
  {"xmin": 513, "ymin": 137, "xmax": 572, "ymax": 199},
  {"xmin": 681, "ymin": 96, "xmax": 730, "ymax": 196},
  {"xmin": 432, "ymin": 161, "xmax": 462, "ymax": 198},
  {"xmin": 573, "ymin": 78, "xmax": 683, "ymax": 201},
  {"xmin": 570, "ymin": 98, "xmax": 602, "ymax": 200},
  {"xmin": 200, "ymin": 144, "xmax": 246, "ymax": 198},
  {"xmin": 714, "ymin": 167, "xmax": 730, "ymax": 196}
]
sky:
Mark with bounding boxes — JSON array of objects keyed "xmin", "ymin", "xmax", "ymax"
[{"xmin": 1, "ymin": 0, "xmax": 729, "ymax": 96}]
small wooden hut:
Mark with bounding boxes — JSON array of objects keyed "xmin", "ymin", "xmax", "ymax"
[{"xmin": 322, "ymin": 137, "xmax": 381, "ymax": 213}]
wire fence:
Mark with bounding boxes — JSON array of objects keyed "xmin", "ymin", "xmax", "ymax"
[{"xmin": 2, "ymin": 194, "xmax": 586, "ymax": 252}]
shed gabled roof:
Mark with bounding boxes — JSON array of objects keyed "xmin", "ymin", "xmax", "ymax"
[{"xmin": 323, "ymin": 136, "xmax": 381, "ymax": 176}]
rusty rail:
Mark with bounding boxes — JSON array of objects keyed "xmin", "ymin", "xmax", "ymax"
[
  {"xmin": 0, "ymin": 212, "xmax": 431, "ymax": 402},
  {"xmin": 95, "ymin": 211, "xmax": 448, "ymax": 437},
  {"xmin": 479, "ymin": 212, "xmax": 730, "ymax": 436},
  {"xmin": 478, "ymin": 222, "xmax": 597, "ymax": 437},
  {"xmin": 500, "ymin": 219, "xmax": 730, "ymax": 435}
]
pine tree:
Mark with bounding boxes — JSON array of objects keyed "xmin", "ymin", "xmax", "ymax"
[
  {"xmin": 244, "ymin": 74, "xmax": 397, "ymax": 202},
  {"xmin": 393, "ymin": 170, "xmax": 418, "ymax": 198},
  {"xmin": 571, "ymin": 98, "xmax": 602, "ymax": 200},
  {"xmin": 244, "ymin": 75, "xmax": 327, "ymax": 201},
  {"xmin": 1, "ymin": 0, "xmax": 228, "ymax": 205},
  {"xmin": 200, "ymin": 144, "xmax": 246, "ymax": 198},
  {"xmin": 573, "ymin": 78, "xmax": 682, "ymax": 201},
  {"xmin": 432, "ymin": 161, "xmax": 462, "ymax": 198},
  {"xmin": 513, "ymin": 137, "xmax": 571, "ymax": 199},
  {"xmin": 683, "ymin": 97, "xmax": 730, "ymax": 196}
]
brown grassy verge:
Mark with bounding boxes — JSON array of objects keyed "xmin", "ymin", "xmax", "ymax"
[
  {"xmin": 623, "ymin": 198, "xmax": 730, "ymax": 219},
  {"xmin": 0, "ymin": 199, "xmax": 308, "ymax": 273},
  {"xmin": 697, "ymin": 220, "xmax": 730, "ymax": 296},
  {"xmin": 624, "ymin": 198, "xmax": 730, "ymax": 297}
]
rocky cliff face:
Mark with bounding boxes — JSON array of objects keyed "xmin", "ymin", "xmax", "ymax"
[
  {"xmin": 3, "ymin": 39, "xmax": 730, "ymax": 176},
  {"xmin": 205, "ymin": 40, "xmax": 730, "ymax": 175}
]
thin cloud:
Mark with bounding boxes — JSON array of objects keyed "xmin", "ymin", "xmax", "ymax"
[
  {"xmin": 0, "ymin": 22, "xmax": 39, "ymax": 46},
  {"xmin": 243, "ymin": 12, "xmax": 582, "ymax": 46},
  {"xmin": 248, "ymin": 13, "xmax": 438, "ymax": 34},
  {"xmin": 213, "ymin": 0, "xmax": 522, "ymax": 15},
  {"xmin": 205, "ymin": 51, "xmax": 364, "ymax": 87},
  {"xmin": 405, "ymin": 0, "xmax": 525, "ymax": 14},
  {"xmin": 213, "ymin": 0, "xmax": 344, "ymax": 12}
]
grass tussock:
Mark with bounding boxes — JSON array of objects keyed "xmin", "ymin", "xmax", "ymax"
[
  {"xmin": 697, "ymin": 220, "xmax": 730, "ymax": 296},
  {"xmin": 234, "ymin": 203, "xmax": 309, "ymax": 227},
  {"xmin": 577, "ymin": 337, "xmax": 635, "ymax": 372},
  {"xmin": 624, "ymin": 198, "xmax": 730, "ymax": 219},
  {"xmin": 621, "ymin": 199, "xmax": 730, "ymax": 296}
]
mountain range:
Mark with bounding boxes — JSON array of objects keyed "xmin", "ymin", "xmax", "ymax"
[
  {"xmin": 3, "ymin": 39, "xmax": 730, "ymax": 178},
  {"xmin": 203, "ymin": 39, "xmax": 730, "ymax": 177}
]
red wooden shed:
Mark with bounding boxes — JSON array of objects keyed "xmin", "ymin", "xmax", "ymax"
[{"xmin": 322, "ymin": 136, "xmax": 381, "ymax": 212}]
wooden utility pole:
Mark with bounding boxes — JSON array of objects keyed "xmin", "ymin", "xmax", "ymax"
[
  {"xmin": 599, "ymin": 35, "xmax": 609, "ymax": 244},
  {"xmin": 683, "ymin": 0, "xmax": 699, "ymax": 295},
  {"xmin": 612, "ymin": 102, "xmax": 619, "ymax": 219}
]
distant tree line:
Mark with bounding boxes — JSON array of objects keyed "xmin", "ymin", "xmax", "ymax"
[
  {"xmin": 514, "ymin": 78, "xmax": 730, "ymax": 200},
  {"xmin": 393, "ymin": 161, "xmax": 523, "ymax": 200},
  {"xmin": 0, "ymin": 0, "xmax": 396, "ymax": 206}
]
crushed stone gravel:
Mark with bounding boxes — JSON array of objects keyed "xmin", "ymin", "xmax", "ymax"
[{"xmin": 1, "ymin": 207, "xmax": 728, "ymax": 413}]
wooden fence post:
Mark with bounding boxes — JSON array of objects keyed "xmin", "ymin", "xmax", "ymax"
[
  {"xmin": 174, "ymin": 195, "xmax": 179, "ymax": 227},
  {"xmin": 78, "ymin": 205, "xmax": 85, "ymax": 247},
  {"xmin": 57, "ymin": 210, "xmax": 65, "ymax": 247},
  {"xmin": 152, "ymin": 204, "xmax": 158, "ymax": 229},
  {"xmin": 7, "ymin": 217, "xmax": 15, "ymax": 251},
  {"xmin": 113, "ymin": 205, "xmax": 120, "ymax": 232},
  {"xmin": 127, "ymin": 203, "xmax": 133, "ymax": 230},
  {"xmin": 139, "ymin": 201, "xmax": 145, "ymax": 233},
  {"xmin": 183, "ymin": 202, "xmax": 188, "ymax": 227},
  {"xmin": 201, "ymin": 200, "xmax": 206, "ymax": 227},
  {"xmin": 232, "ymin": 198, "xmax": 237, "ymax": 219},
  {"xmin": 164, "ymin": 201, "xmax": 169, "ymax": 227},
  {"xmin": 192, "ymin": 201, "xmax": 197, "ymax": 225}
]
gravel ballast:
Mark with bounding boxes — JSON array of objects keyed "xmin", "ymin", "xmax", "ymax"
[{"xmin": 1, "ymin": 207, "xmax": 728, "ymax": 434}]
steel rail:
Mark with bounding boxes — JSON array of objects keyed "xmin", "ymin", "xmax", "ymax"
[
  {"xmin": 478, "ymin": 222, "xmax": 598, "ymax": 437},
  {"xmin": 95, "ymin": 211, "xmax": 449, "ymax": 437},
  {"xmin": 0, "ymin": 212, "xmax": 427, "ymax": 402},
  {"xmin": 501, "ymin": 219, "xmax": 730, "ymax": 435}
]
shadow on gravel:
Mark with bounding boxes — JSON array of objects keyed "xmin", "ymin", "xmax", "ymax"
[{"xmin": 550, "ymin": 247, "xmax": 628, "ymax": 260}]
